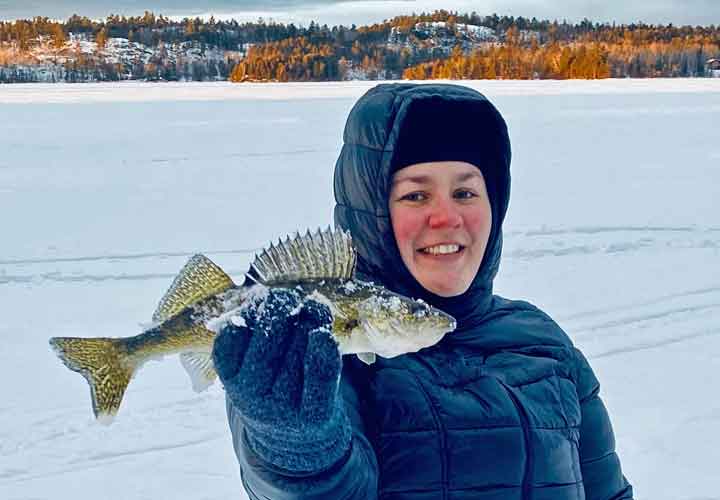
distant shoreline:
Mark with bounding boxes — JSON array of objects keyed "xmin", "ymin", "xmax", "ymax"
[
  {"xmin": 2, "ymin": 79, "xmax": 719, "ymax": 105},
  {"xmin": 2, "ymin": 13, "xmax": 719, "ymax": 83}
]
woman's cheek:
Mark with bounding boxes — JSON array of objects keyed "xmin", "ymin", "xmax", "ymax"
[
  {"xmin": 464, "ymin": 203, "xmax": 492, "ymax": 235},
  {"xmin": 391, "ymin": 207, "xmax": 421, "ymax": 254}
]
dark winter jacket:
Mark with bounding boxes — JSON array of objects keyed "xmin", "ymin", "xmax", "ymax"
[{"xmin": 226, "ymin": 83, "xmax": 633, "ymax": 499}]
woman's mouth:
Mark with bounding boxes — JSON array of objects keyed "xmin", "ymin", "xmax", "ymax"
[{"xmin": 418, "ymin": 244, "xmax": 464, "ymax": 255}]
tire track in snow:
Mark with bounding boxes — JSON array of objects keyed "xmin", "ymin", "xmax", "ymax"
[
  {"xmin": 2, "ymin": 225, "xmax": 718, "ymax": 285},
  {"xmin": 148, "ymin": 147, "xmax": 333, "ymax": 164},
  {"xmin": 504, "ymin": 224, "xmax": 720, "ymax": 261},
  {"xmin": 0, "ymin": 390, "xmax": 227, "ymax": 483},
  {"xmin": 573, "ymin": 302, "xmax": 720, "ymax": 335},
  {"xmin": 0, "ymin": 391, "xmax": 222, "ymax": 461},
  {"xmin": 507, "ymin": 225, "xmax": 720, "ymax": 237},
  {"xmin": 0, "ymin": 271, "xmax": 180, "ymax": 285},
  {"xmin": 72, "ymin": 433, "xmax": 225, "ymax": 464},
  {"xmin": 0, "ymin": 269, "xmax": 250, "ymax": 285},
  {"xmin": 557, "ymin": 286, "xmax": 720, "ymax": 322},
  {"xmin": 3, "ymin": 224, "xmax": 715, "ymax": 267},
  {"xmin": 0, "ymin": 247, "xmax": 260, "ymax": 266},
  {"xmin": 565, "ymin": 286, "xmax": 720, "ymax": 359},
  {"xmin": 0, "ymin": 433, "xmax": 223, "ymax": 484},
  {"xmin": 590, "ymin": 327, "xmax": 720, "ymax": 359},
  {"xmin": 0, "ymin": 248, "xmax": 258, "ymax": 285}
]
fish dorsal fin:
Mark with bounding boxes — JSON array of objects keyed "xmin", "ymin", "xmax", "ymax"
[
  {"xmin": 248, "ymin": 227, "xmax": 356, "ymax": 285},
  {"xmin": 152, "ymin": 254, "xmax": 235, "ymax": 322}
]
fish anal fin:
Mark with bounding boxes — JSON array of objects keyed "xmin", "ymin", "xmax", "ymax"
[
  {"xmin": 153, "ymin": 254, "xmax": 235, "ymax": 323},
  {"xmin": 180, "ymin": 351, "xmax": 217, "ymax": 392},
  {"xmin": 356, "ymin": 352, "xmax": 377, "ymax": 365}
]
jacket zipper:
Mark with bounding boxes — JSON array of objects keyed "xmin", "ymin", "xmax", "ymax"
[
  {"xmin": 410, "ymin": 371, "xmax": 448, "ymax": 500},
  {"xmin": 500, "ymin": 381, "xmax": 533, "ymax": 500}
]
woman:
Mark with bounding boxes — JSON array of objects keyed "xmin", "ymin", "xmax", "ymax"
[{"xmin": 212, "ymin": 83, "xmax": 634, "ymax": 499}]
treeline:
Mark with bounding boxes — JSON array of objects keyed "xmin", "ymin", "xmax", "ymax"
[
  {"xmin": 231, "ymin": 15, "xmax": 719, "ymax": 81},
  {"xmin": 4, "ymin": 9, "xmax": 717, "ymax": 53},
  {"xmin": 1, "ymin": 10, "xmax": 719, "ymax": 83},
  {"xmin": 229, "ymin": 34, "xmax": 424, "ymax": 81},
  {"xmin": 232, "ymin": 32, "xmax": 719, "ymax": 82},
  {"xmin": 347, "ymin": 10, "xmax": 719, "ymax": 46},
  {"xmin": 0, "ymin": 11, "xmax": 308, "ymax": 50},
  {"xmin": 403, "ymin": 31, "xmax": 716, "ymax": 79},
  {"xmin": 0, "ymin": 58, "xmax": 231, "ymax": 83}
]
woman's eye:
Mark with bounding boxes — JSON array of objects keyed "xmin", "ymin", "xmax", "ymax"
[
  {"xmin": 400, "ymin": 192, "xmax": 427, "ymax": 202},
  {"xmin": 454, "ymin": 189, "xmax": 477, "ymax": 200}
]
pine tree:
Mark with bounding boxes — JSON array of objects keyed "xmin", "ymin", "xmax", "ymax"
[
  {"xmin": 51, "ymin": 23, "xmax": 65, "ymax": 49},
  {"xmin": 96, "ymin": 28, "xmax": 107, "ymax": 50}
]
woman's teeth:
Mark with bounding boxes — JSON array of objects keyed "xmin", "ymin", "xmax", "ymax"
[{"xmin": 421, "ymin": 244, "xmax": 461, "ymax": 255}]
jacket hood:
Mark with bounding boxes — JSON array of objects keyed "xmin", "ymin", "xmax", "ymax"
[{"xmin": 333, "ymin": 83, "xmax": 511, "ymax": 329}]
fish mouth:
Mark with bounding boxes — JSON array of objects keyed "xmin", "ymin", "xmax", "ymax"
[
  {"xmin": 441, "ymin": 313, "xmax": 457, "ymax": 333},
  {"xmin": 359, "ymin": 313, "xmax": 456, "ymax": 359}
]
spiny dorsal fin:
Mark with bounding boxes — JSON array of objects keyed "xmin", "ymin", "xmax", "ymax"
[
  {"xmin": 247, "ymin": 227, "xmax": 356, "ymax": 285},
  {"xmin": 152, "ymin": 254, "xmax": 235, "ymax": 323}
]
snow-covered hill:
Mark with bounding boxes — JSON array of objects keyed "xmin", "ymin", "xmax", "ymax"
[
  {"xmin": 0, "ymin": 33, "xmax": 235, "ymax": 82},
  {"xmin": 387, "ymin": 21, "xmax": 540, "ymax": 54}
]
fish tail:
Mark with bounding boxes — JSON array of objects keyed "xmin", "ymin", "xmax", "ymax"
[{"xmin": 49, "ymin": 336, "xmax": 137, "ymax": 423}]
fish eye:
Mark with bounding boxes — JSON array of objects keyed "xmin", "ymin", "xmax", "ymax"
[{"xmin": 409, "ymin": 301, "xmax": 427, "ymax": 317}]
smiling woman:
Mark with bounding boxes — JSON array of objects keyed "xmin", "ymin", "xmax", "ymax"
[
  {"xmin": 389, "ymin": 161, "xmax": 492, "ymax": 297},
  {"xmin": 214, "ymin": 83, "xmax": 634, "ymax": 500}
]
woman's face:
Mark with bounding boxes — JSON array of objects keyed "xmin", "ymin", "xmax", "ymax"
[{"xmin": 389, "ymin": 161, "xmax": 492, "ymax": 297}]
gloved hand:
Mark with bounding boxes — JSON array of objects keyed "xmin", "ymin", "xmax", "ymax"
[{"xmin": 212, "ymin": 288, "xmax": 351, "ymax": 474}]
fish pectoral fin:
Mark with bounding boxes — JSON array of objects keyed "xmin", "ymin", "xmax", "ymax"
[
  {"xmin": 152, "ymin": 254, "xmax": 235, "ymax": 323},
  {"xmin": 180, "ymin": 351, "xmax": 217, "ymax": 392},
  {"xmin": 356, "ymin": 352, "xmax": 377, "ymax": 365}
]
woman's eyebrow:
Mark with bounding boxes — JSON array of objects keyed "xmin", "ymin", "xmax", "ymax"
[
  {"xmin": 456, "ymin": 171, "xmax": 484, "ymax": 183},
  {"xmin": 392, "ymin": 175, "xmax": 431, "ymax": 185},
  {"xmin": 392, "ymin": 171, "xmax": 483, "ymax": 186}
]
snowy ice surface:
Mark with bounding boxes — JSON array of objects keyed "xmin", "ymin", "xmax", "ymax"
[{"xmin": 1, "ymin": 79, "xmax": 719, "ymax": 499}]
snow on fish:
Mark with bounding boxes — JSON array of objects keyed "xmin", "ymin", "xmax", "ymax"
[{"xmin": 49, "ymin": 227, "xmax": 456, "ymax": 423}]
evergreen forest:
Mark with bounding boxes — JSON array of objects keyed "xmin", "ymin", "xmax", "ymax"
[{"xmin": 0, "ymin": 10, "xmax": 718, "ymax": 83}]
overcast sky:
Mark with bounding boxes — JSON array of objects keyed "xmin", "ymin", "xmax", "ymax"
[{"xmin": 1, "ymin": 0, "xmax": 718, "ymax": 27}]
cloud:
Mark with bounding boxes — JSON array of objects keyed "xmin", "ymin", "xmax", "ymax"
[
  {"xmin": 0, "ymin": 0, "xmax": 717, "ymax": 26},
  {"xmin": 0, "ymin": 1, "xmax": 350, "ymax": 21}
]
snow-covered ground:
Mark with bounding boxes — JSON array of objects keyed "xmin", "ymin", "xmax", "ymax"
[{"xmin": 1, "ymin": 79, "xmax": 719, "ymax": 499}]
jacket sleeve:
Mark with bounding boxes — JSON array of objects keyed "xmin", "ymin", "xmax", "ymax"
[
  {"xmin": 225, "ymin": 359, "xmax": 379, "ymax": 499},
  {"xmin": 574, "ymin": 348, "xmax": 634, "ymax": 500}
]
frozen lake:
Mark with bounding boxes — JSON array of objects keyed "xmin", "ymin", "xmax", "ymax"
[{"xmin": 1, "ymin": 79, "xmax": 719, "ymax": 499}]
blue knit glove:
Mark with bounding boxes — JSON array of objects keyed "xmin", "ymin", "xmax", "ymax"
[{"xmin": 212, "ymin": 288, "xmax": 351, "ymax": 474}]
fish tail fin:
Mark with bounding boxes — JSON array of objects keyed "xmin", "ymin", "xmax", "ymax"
[{"xmin": 49, "ymin": 336, "xmax": 137, "ymax": 423}]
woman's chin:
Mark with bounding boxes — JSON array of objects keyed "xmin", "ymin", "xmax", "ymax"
[{"xmin": 421, "ymin": 278, "xmax": 471, "ymax": 298}]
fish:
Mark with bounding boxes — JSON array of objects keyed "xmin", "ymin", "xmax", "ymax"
[{"xmin": 49, "ymin": 227, "xmax": 456, "ymax": 423}]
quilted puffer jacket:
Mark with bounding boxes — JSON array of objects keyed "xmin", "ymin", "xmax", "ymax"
[{"xmin": 227, "ymin": 83, "xmax": 633, "ymax": 500}]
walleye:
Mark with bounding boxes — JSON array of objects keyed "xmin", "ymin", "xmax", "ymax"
[{"xmin": 49, "ymin": 228, "xmax": 455, "ymax": 423}]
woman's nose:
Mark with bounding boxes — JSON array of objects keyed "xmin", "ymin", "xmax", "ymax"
[{"xmin": 427, "ymin": 198, "xmax": 462, "ymax": 229}]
